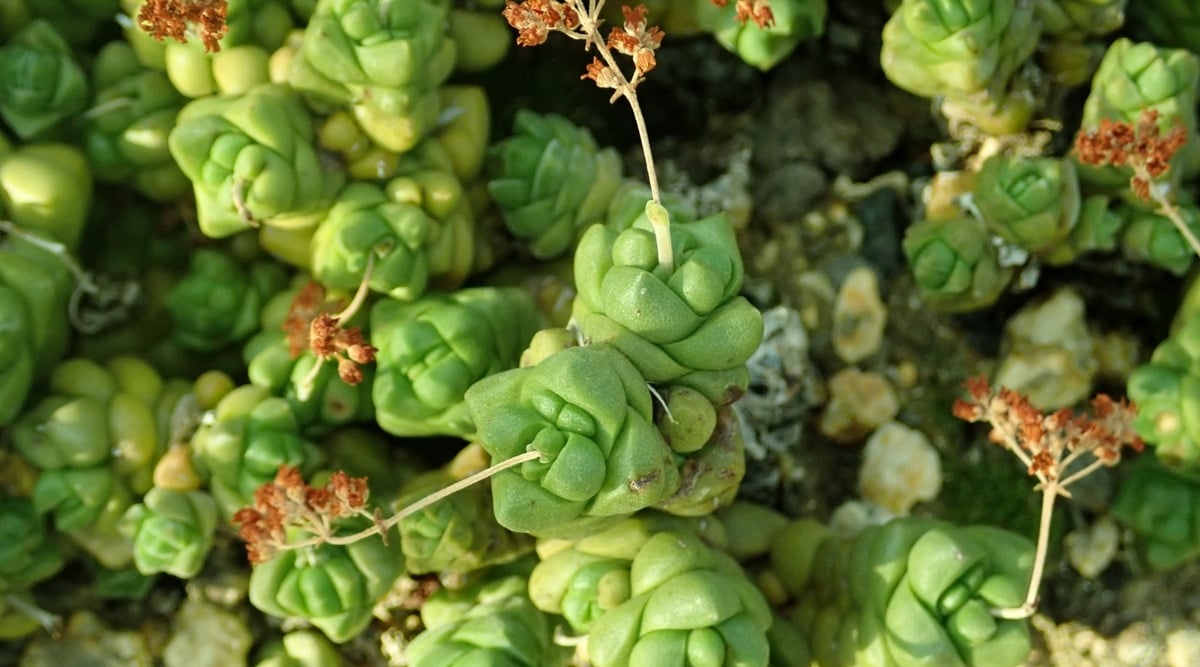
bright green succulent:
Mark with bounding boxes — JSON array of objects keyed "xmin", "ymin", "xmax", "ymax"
[
  {"xmin": 694, "ymin": 0, "xmax": 827, "ymax": 71},
  {"xmin": 0, "ymin": 239, "xmax": 74, "ymax": 426},
  {"xmin": 288, "ymin": 0, "xmax": 455, "ymax": 152},
  {"xmin": 1034, "ymin": 0, "xmax": 1126, "ymax": 37},
  {"xmin": 1118, "ymin": 201, "xmax": 1200, "ymax": 276},
  {"xmin": 168, "ymin": 83, "xmax": 345, "ymax": 238},
  {"xmin": 371, "ymin": 286, "xmax": 540, "ymax": 437},
  {"xmin": 487, "ymin": 110, "xmax": 624, "ymax": 259},
  {"xmin": 0, "ymin": 134, "xmax": 94, "ymax": 250},
  {"xmin": 586, "ymin": 530, "xmax": 774, "ymax": 667},
  {"xmin": 880, "ymin": 0, "xmax": 1040, "ymax": 134},
  {"xmin": 164, "ymin": 248, "xmax": 290, "ymax": 352},
  {"xmin": 255, "ymin": 630, "xmax": 344, "ymax": 667},
  {"xmin": 1112, "ymin": 454, "xmax": 1200, "ymax": 570},
  {"xmin": 973, "ymin": 154, "xmax": 1081, "ymax": 254},
  {"xmin": 1127, "ymin": 311, "xmax": 1200, "ymax": 467},
  {"xmin": 248, "ymin": 518, "xmax": 404, "ymax": 643},
  {"xmin": 572, "ymin": 213, "xmax": 764, "ymax": 404},
  {"xmin": 394, "ymin": 448, "xmax": 534, "ymax": 575},
  {"xmin": 465, "ymin": 344, "xmax": 681, "ymax": 537},
  {"xmin": 771, "ymin": 517, "xmax": 1033, "ymax": 667},
  {"xmin": 1075, "ymin": 38, "xmax": 1200, "ymax": 193},
  {"xmin": 0, "ymin": 20, "xmax": 87, "ymax": 139},
  {"xmin": 189, "ymin": 384, "xmax": 323, "ymax": 517},
  {"xmin": 119, "ymin": 488, "xmax": 220, "ymax": 579},
  {"xmin": 903, "ymin": 216, "xmax": 1014, "ymax": 312},
  {"xmin": 407, "ymin": 572, "xmax": 572, "ymax": 667},
  {"xmin": 653, "ymin": 404, "xmax": 746, "ymax": 516}
]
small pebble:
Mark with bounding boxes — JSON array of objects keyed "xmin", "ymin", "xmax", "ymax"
[
  {"xmin": 858, "ymin": 421, "xmax": 941, "ymax": 515},
  {"xmin": 819, "ymin": 368, "xmax": 899, "ymax": 443},
  {"xmin": 832, "ymin": 266, "xmax": 887, "ymax": 363},
  {"xmin": 995, "ymin": 287, "xmax": 1096, "ymax": 410},
  {"xmin": 162, "ymin": 598, "xmax": 252, "ymax": 667},
  {"xmin": 1064, "ymin": 516, "xmax": 1119, "ymax": 579}
]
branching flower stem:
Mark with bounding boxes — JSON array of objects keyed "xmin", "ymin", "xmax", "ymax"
[
  {"xmin": 953, "ymin": 376, "xmax": 1142, "ymax": 619},
  {"xmin": 295, "ymin": 253, "xmax": 377, "ymax": 401}
]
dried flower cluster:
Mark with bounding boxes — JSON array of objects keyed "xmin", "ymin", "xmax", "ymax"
[
  {"xmin": 1074, "ymin": 109, "xmax": 1188, "ymax": 202},
  {"xmin": 712, "ymin": 0, "xmax": 775, "ymax": 28},
  {"xmin": 953, "ymin": 375, "xmax": 1143, "ymax": 485},
  {"xmin": 136, "ymin": 0, "xmax": 230, "ymax": 53},
  {"xmin": 282, "ymin": 281, "xmax": 376, "ymax": 386},
  {"xmin": 231, "ymin": 465, "xmax": 374, "ymax": 564},
  {"xmin": 953, "ymin": 375, "xmax": 1143, "ymax": 618}
]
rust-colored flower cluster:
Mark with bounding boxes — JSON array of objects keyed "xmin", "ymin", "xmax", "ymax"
[
  {"xmin": 502, "ymin": 1, "xmax": 665, "ymax": 94},
  {"xmin": 231, "ymin": 465, "xmax": 372, "ymax": 564},
  {"xmin": 953, "ymin": 375, "xmax": 1143, "ymax": 484},
  {"xmin": 712, "ymin": 0, "xmax": 775, "ymax": 28},
  {"xmin": 1075, "ymin": 109, "xmax": 1189, "ymax": 201},
  {"xmin": 501, "ymin": 0, "xmax": 580, "ymax": 46},
  {"xmin": 136, "ymin": 0, "xmax": 230, "ymax": 53},
  {"xmin": 282, "ymin": 281, "xmax": 376, "ymax": 386}
]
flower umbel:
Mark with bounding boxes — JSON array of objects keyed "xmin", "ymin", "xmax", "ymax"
[
  {"xmin": 231, "ymin": 465, "xmax": 372, "ymax": 564},
  {"xmin": 710, "ymin": 0, "xmax": 775, "ymax": 28},
  {"xmin": 1075, "ymin": 109, "xmax": 1188, "ymax": 202},
  {"xmin": 136, "ymin": 0, "xmax": 230, "ymax": 53},
  {"xmin": 953, "ymin": 376, "xmax": 1142, "ymax": 618}
]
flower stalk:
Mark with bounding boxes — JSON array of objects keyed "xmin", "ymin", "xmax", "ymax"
[{"xmin": 953, "ymin": 376, "xmax": 1143, "ymax": 619}]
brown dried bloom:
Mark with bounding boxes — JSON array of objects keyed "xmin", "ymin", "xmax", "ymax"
[
  {"xmin": 136, "ymin": 0, "xmax": 230, "ymax": 53},
  {"xmin": 231, "ymin": 465, "xmax": 372, "ymax": 564},
  {"xmin": 309, "ymin": 313, "xmax": 377, "ymax": 385},
  {"xmin": 607, "ymin": 5, "xmax": 665, "ymax": 75},
  {"xmin": 1075, "ymin": 109, "xmax": 1189, "ymax": 202},
  {"xmin": 953, "ymin": 375, "xmax": 1143, "ymax": 485},
  {"xmin": 711, "ymin": 0, "xmax": 775, "ymax": 28},
  {"xmin": 282, "ymin": 281, "xmax": 338, "ymax": 358},
  {"xmin": 502, "ymin": 0, "xmax": 580, "ymax": 46}
]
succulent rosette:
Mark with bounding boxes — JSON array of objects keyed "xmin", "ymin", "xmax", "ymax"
[
  {"xmin": 880, "ymin": 0, "xmax": 1040, "ymax": 134},
  {"xmin": 0, "ymin": 137, "xmax": 93, "ymax": 249},
  {"xmin": 310, "ymin": 182, "xmax": 443, "ymax": 301},
  {"xmin": 694, "ymin": 0, "xmax": 828, "ymax": 71},
  {"xmin": 1126, "ymin": 312, "xmax": 1200, "ymax": 466},
  {"xmin": 11, "ymin": 355, "xmax": 179, "ymax": 501},
  {"xmin": 1118, "ymin": 201, "xmax": 1200, "ymax": 276},
  {"xmin": 165, "ymin": 248, "xmax": 290, "ymax": 352},
  {"xmin": 528, "ymin": 513, "xmax": 714, "ymax": 633},
  {"xmin": 1039, "ymin": 194, "xmax": 1123, "ymax": 266},
  {"xmin": 586, "ymin": 530, "xmax": 773, "ymax": 667},
  {"xmin": 973, "ymin": 154, "xmax": 1081, "ymax": 254},
  {"xmin": 189, "ymin": 384, "xmax": 323, "ymax": 517},
  {"xmin": 244, "ymin": 283, "xmax": 376, "ymax": 431},
  {"xmin": 84, "ymin": 41, "xmax": 189, "ymax": 201},
  {"xmin": 1034, "ymin": 0, "xmax": 1126, "ymax": 37},
  {"xmin": 1075, "ymin": 38, "xmax": 1200, "ymax": 192},
  {"xmin": 248, "ymin": 518, "xmax": 404, "ymax": 643},
  {"xmin": 1111, "ymin": 454, "xmax": 1200, "ymax": 570},
  {"xmin": 902, "ymin": 216, "xmax": 1014, "ymax": 312},
  {"xmin": 0, "ymin": 20, "xmax": 87, "ymax": 139},
  {"xmin": 371, "ymin": 286, "xmax": 539, "ymax": 437},
  {"xmin": 572, "ymin": 213, "xmax": 764, "ymax": 404},
  {"xmin": 0, "ymin": 496, "xmax": 65, "ymax": 595},
  {"xmin": 119, "ymin": 487, "xmax": 219, "ymax": 579},
  {"xmin": 487, "ymin": 110, "xmax": 624, "ymax": 259},
  {"xmin": 771, "ymin": 517, "xmax": 1033, "ymax": 667},
  {"xmin": 394, "ymin": 447, "xmax": 534, "ymax": 575},
  {"xmin": 288, "ymin": 0, "xmax": 455, "ymax": 152},
  {"xmin": 465, "ymin": 344, "xmax": 681, "ymax": 537},
  {"xmin": 168, "ymin": 83, "xmax": 345, "ymax": 238},
  {"xmin": 0, "ymin": 240, "xmax": 74, "ymax": 425},
  {"xmin": 254, "ymin": 630, "xmax": 344, "ymax": 667},
  {"xmin": 408, "ymin": 572, "xmax": 571, "ymax": 667}
]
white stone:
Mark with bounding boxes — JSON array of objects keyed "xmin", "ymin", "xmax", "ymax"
[
  {"xmin": 858, "ymin": 421, "xmax": 942, "ymax": 515},
  {"xmin": 832, "ymin": 266, "xmax": 887, "ymax": 363}
]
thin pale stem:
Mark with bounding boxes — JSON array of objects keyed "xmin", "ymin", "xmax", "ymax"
[
  {"xmin": 568, "ymin": 0, "xmax": 672, "ymax": 271},
  {"xmin": 991, "ymin": 481, "xmax": 1058, "ymax": 619},
  {"xmin": 278, "ymin": 450, "xmax": 543, "ymax": 551},
  {"xmin": 1146, "ymin": 175, "xmax": 1200, "ymax": 259},
  {"xmin": 0, "ymin": 220, "xmax": 96, "ymax": 292}
]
